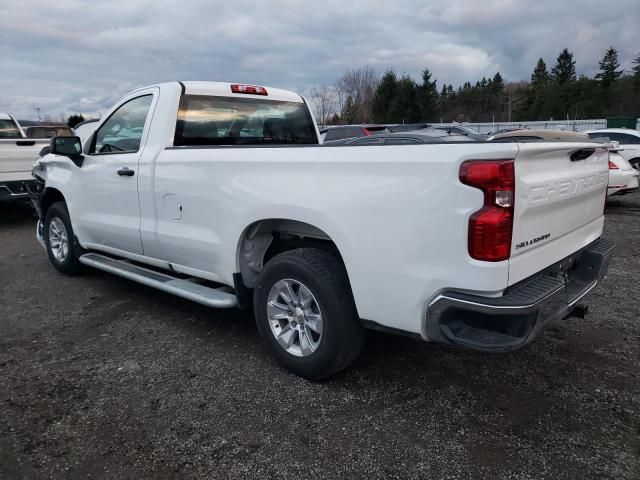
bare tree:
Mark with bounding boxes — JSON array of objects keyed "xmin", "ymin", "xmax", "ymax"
[
  {"xmin": 309, "ymin": 84, "xmax": 336, "ymax": 127},
  {"xmin": 334, "ymin": 65, "xmax": 379, "ymax": 124},
  {"xmin": 504, "ymin": 81, "xmax": 528, "ymax": 122},
  {"xmin": 333, "ymin": 80, "xmax": 347, "ymax": 122}
]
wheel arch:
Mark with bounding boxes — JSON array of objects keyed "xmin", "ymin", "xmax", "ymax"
[
  {"xmin": 40, "ymin": 187, "xmax": 66, "ymax": 217},
  {"xmin": 236, "ymin": 218, "xmax": 348, "ymax": 289}
]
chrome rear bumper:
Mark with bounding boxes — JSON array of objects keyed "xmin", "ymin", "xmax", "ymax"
[{"xmin": 425, "ymin": 238, "xmax": 615, "ymax": 352}]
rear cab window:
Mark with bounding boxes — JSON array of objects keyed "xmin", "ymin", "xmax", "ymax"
[
  {"xmin": 0, "ymin": 119, "xmax": 22, "ymax": 138},
  {"xmin": 174, "ymin": 95, "xmax": 318, "ymax": 146}
]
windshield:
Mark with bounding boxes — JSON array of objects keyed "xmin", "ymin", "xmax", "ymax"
[
  {"xmin": 459, "ymin": 126, "xmax": 482, "ymax": 135},
  {"xmin": 174, "ymin": 95, "xmax": 318, "ymax": 146},
  {"xmin": 0, "ymin": 119, "xmax": 22, "ymax": 138}
]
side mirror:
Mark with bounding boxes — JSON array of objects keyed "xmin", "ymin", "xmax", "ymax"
[{"xmin": 50, "ymin": 136, "xmax": 84, "ymax": 166}]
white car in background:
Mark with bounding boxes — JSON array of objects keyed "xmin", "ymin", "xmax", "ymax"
[
  {"xmin": 607, "ymin": 146, "xmax": 639, "ymax": 197},
  {"xmin": 586, "ymin": 129, "xmax": 640, "ymax": 171}
]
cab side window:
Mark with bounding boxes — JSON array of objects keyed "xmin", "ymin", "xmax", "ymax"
[
  {"xmin": 610, "ymin": 133, "xmax": 640, "ymax": 145},
  {"xmin": 92, "ymin": 95, "xmax": 153, "ymax": 154}
]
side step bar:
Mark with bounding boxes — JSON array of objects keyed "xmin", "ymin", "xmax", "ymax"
[{"xmin": 79, "ymin": 253, "xmax": 238, "ymax": 308}]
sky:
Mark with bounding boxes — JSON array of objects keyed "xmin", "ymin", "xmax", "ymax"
[{"xmin": 1, "ymin": 0, "xmax": 639, "ymax": 120}]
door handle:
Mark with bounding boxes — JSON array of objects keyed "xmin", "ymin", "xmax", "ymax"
[{"xmin": 117, "ymin": 167, "xmax": 135, "ymax": 177}]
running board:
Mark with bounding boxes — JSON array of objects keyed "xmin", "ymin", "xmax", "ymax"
[{"xmin": 79, "ymin": 253, "xmax": 237, "ymax": 308}]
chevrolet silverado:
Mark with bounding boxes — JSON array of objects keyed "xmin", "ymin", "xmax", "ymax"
[{"xmin": 31, "ymin": 81, "xmax": 615, "ymax": 379}]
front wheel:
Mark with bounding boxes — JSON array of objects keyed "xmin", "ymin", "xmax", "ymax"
[
  {"xmin": 253, "ymin": 248, "xmax": 365, "ymax": 380},
  {"xmin": 44, "ymin": 201, "xmax": 85, "ymax": 275}
]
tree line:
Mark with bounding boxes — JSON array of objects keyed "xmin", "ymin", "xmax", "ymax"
[{"xmin": 309, "ymin": 47, "xmax": 640, "ymax": 125}]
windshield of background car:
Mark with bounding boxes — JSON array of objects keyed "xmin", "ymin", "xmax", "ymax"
[
  {"xmin": 174, "ymin": 95, "xmax": 318, "ymax": 146},
  {"xmin": 26, "ymin": 127, "xmax": 73, "ymax": 138},
  {"xmin": 323, "ymin": 127, "xmax": 364, "ymax": 141},
  {"xmin": 0, "ymin": 119, "xmax": 21, "ymax": 138}
]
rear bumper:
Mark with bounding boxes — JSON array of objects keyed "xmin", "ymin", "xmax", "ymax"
[
  {"xmin": 607, "ymin": 171, "xmax": 639, "ymax": 196},
  {"xmin": 425, "ymin": 237, "xmax": 615, "ymax": 352},
  {"xmin": 0, "ymin": 179, "xmax": 34, "ymax": 201}
]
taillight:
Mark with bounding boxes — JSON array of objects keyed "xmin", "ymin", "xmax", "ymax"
[
  {"xmin": 363, "ymin": 128, "xmax": 372, "ymax": 136},
  {"xmin": 459, "ymin": 160, "xmax": 515, "ymax": 262},
  {"xmin": 231, "ymin": 84, "xmax": 268, "ymax": 96},
  {"xmin": 608, "ymin": 160, "xmax": 619, "ymax": 170}
]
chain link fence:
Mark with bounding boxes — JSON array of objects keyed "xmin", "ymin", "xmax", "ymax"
[{"xmin": 433, "ymin": 119, "xmax": 640, "ymax": 135}]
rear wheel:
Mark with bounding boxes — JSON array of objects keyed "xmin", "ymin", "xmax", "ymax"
[
  {"xmin": 44, "ymin": 202, "xmax": 85, "ymax": 275},
  {"xmin": 253, "ymin": 248, "xmax": 365, "ymax": 380}
]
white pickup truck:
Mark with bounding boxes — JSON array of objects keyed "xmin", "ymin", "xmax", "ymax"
[
  {"xmin": 31, "ymin": 81, "xmax": 615, "ymax": 379},
  {"xmin": 0, "ymin": 113, "xmax": 49, "ymax": 202}
]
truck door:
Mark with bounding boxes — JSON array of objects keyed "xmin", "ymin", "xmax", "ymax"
[{"xmin": 71, "ymin": 90, "xmax": 157, "ymax": 255}]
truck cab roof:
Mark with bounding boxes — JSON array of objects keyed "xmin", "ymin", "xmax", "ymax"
[{"xmin": 136, "ymin": 81, "xmax": 305, "ymax": 104}]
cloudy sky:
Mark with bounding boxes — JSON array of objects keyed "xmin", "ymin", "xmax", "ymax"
[{"xmin": 1, "ymin": 0, "xmax": 639, "ymax": 120}]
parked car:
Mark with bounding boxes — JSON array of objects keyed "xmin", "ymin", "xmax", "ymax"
[
  {"xmin": 488, "ymin": 129, "xmax": 592, "ymax": 142},
  {"xmin": 489, "ymin": 127, "xmax": 528, "ymax": 136},
  {"xmin": 432, "ymin": 124, "xmax": 487, "ymax": 140},
  {"xmin": 321, "ymin": 124, "xmax": 389, "ymax": 142},
  {"xmin": 0, "ymin": 113, "xmax": 49, "ymax": 202},
  {"xmin": 386, "ymin": 123, "xmax": 431, "ymax": 133},
  {"xmin": 32, "ymin": 81, "xmax": 614, "ymax": 379},
  {"xmin": 323, "ymin": 129, "xmax": 472, "ymax": 145},
  {"xmin": 585, "ymin": 128, "xmax": 640, "ymax": 170},
  {"xmin": 23, "ymin": 126, "xmax": 73, "ymax": 138},
  {"xmin": 607, "ymin": 146, "xmax": 639, "ymax": 197}
]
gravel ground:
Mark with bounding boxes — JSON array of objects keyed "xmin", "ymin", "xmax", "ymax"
[{"xmin": 1, "ymin": 194, "xmax": 639, "ymax": 480}]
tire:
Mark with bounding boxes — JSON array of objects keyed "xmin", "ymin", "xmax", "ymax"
[
  {"xmin": 43, "ymin": 201, "xmax": 85, "ymax": 275},
  {"xmin": 253, "ymin": 248, "xmax": 365, "ymax": 380}
]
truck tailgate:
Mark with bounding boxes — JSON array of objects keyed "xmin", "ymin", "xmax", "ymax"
[{"xmin": 509, "ymin": 142, "xmax": 609, "ymax": 285}]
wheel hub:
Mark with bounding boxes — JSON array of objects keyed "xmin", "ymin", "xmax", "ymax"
[
  {"xmin": 266, "ymin": 279, "xmax": 324, "ymax": 357},
  {"xmin": 48, "ymin": 217, "xmax": 69, "ymax": 263}
]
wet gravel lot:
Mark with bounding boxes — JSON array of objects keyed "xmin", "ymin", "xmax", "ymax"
[{"xmin": 1, "ymin": 194, "xmax": 639, "ymax": 479}]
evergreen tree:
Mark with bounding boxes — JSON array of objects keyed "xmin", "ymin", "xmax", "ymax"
[
  {"xmin": 633, "ymin": 53, "xmax": 640, "ymax": 90},
  {"xmin": 531, "ymin": 58, "xmax": 550, "ymax": 86},
  {"xmin": 67, "ymin": 114, "xmax": 85, "ymax": 128},
  {"xmin": 371, "ymin": 70, "xmax": 397, "ymax": 123},
  {"xmin": 596, "ymin": 47, "xmax": 623, "ymax": 87},
  {"xmin": 633, "ymin": 53, "xmax": 640, "ymax": 78},
  {"xmin": 492, "ymin": 72, "xmax": 504, "ymax": 90},
  {"xmin": 388, "ymin": 75, "xmax": 420, "ymax": 123},
  {"xmin": 490, "ymin": 73, "xmax": 505, "ymax": 119},
  {"xmin": 417, "ymin": 68, "xmax": 438, "ymax": 121},
  {"xmin": 551, "ymin": 48, "xmax": 577, "ymax": 85}
]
